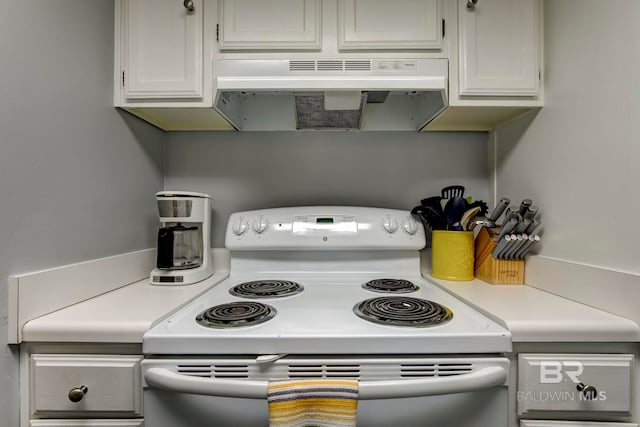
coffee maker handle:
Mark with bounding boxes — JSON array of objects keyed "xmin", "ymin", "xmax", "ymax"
[{"xmin": 156, "ymin": 228, "xmax": 175, "ymax": 269}]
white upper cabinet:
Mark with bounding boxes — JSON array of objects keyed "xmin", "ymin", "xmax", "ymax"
[
  {"xmin": 218, "ymin": 0, "xmax": 322, "ymax": 50},
  {"xmin": 458, "ymin": 0, "xmax": 540, "ymax": 96},
  {"xmin": 121, "ymin": 0, "xmax": 204, "ymax": 100},
  {"xmin": 338, "ymin": 0, "xmax": 442, "ymax": 50}
]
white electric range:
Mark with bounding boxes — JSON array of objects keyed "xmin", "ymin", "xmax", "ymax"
[{"xmin": 142, "ymin": 206, "xmax": 512, "ymax": 427}]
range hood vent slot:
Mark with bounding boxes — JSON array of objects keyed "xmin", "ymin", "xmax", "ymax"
[
  {"xmin": 345, "ymin": 60, "xmax": 372, "ymax": 71},
  {"xmin": 317, "ymin": 60, "xmax": 344, "ymax": 71},
  {"xmin": 289, "ymin": 60, "xmax": 316, "ymax": 71},
  {"xmin": 288, "ymin": 60, "xmax": 373, "ymax": 72}
]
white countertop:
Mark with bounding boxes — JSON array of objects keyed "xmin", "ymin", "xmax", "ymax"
[
  {"xmin": 20, "ymin": 250, "xmax": 639, "ymax": 344},
  {"xmin": 21, "ymin": 272, "xmax": 228, "ymax": 343},
  {"xmin": 427, "ymin": 275, "xmax": 640, "ymax": 342}
]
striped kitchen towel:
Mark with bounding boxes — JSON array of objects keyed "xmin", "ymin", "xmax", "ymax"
[{"xmin": 268, "ymin": 379, "xmax": 359, "ymax": 427}]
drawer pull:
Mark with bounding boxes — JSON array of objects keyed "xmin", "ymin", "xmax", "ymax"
[
  {"xmin": 68, "ymin": 385, "xmax": 88, "ymax": 402},
  {"xmin": 576, "ymin": 382, "xmax": 597, "ymax": 400}
]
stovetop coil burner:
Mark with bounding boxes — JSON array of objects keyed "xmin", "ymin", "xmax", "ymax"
[
  {"xmin": 362, "ymin": 278, "xmax": 419, "ymax": 293},
  {"xmin": 353, "ymin": 296, "xmax": 453, "ymax": 327},
  {"xmin": 196, "ymin": 302, "xmax": 276, "ymax": 328},
  {"xmin": 229, "ymin": 280, "xmax": 304, "ymax": 298}
]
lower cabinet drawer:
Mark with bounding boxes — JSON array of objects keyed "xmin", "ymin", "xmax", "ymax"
[
  {"xmin": 521, "ymin": 421, "xmax": 638, "ymax": 427},
  {"xmin": 517, "ymin": 354, "xmax": 633, "ymax": 416},
  {"xmin": 31, "ymin": 355, "xmax": 143, "ymax": 417},
  {"xmin": 30, "ymin": 420, "xmax": 143, "ymax": 427}
]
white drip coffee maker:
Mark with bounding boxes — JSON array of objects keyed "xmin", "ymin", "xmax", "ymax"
[{"xmin": 150, "ymin": 191, "xmax": 213, "ymax": 285}]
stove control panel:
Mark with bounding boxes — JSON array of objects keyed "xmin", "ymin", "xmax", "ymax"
[{"xmin": 226, "ymin": 206, "xmax": 425, "ymax": 250}]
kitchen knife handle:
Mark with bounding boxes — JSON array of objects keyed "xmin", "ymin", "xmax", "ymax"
[
  {"xmin": 518, "ymin": 199, "xmax": 533, "ymax": 216},
  {"xmin": 495, "ymin": 218, "xmax": 518, "ymax": 242},
  {"xmin": 525, "ymin": 220, "xmax": 542, "ymax": 235},
  {"xmin": 523, "ymin": 205, "xmax": 539, "ymax": 221},
  {"xmin": 515, "ymin": 218, "xmax": 531, "ymax": 234},
  {"xmin": 492, "ymin": 235, "xmax": 511, "ymax": 259},
  {"xmin": 486, "ymin": 197, "xmax": 510, "ymax": 222},
  {"xmin": 517, "ymin": 235, "xmax": 541, "ymax": 258}
]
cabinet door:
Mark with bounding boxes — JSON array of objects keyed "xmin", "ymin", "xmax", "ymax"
[
  {"xmin": 31, "ymin": 355, "xmax": 142, "ymax": 417},
  {"xmin": 458, "ymin": 0, "xmax": 540, "ymax": 96},
  {"xmin": 219, "ymin": 0, "xmax": 322, "ymax": 50},
  {"xmin": 122, "ymin": 0, "xmax": 203, "ymax": 99},
  {"xmin": 339, "ymin": 0, "xmax": 442, "ymax": 50},
  {"xmin": 30, "ymin": 421, "xmax": 144, "ymax": 427}
]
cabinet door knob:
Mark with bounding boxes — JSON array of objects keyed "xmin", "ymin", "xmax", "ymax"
[
  {"xmin": 576, "ymin": 382, "xmax": 598, "ymax": 400},
  {"xmin": 68, "ymin": 385, "xmax": 88, "ymax": 402},
  {"xmin": 183, "ymin": 0, "xmax": 195, "ymax": 12},
  {"xmin": 467, "ymin": 0, "xmax": 478, "ymax": 10}
]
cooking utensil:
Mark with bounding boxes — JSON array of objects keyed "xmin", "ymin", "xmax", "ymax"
[
  {"xmin": 460, "ymin": 206, "xmax": 481, "ymax": 231},
  {"xmin": 467, "ymin": 199, "xmax": 489, "ymax": 217},
  {"xmin": 444, "ymin": 196, "xmax": 467, "ymax": 230},
  {"xmin": 441, "ymin": 185, "xmax": 465, "ymax": 199},
  {"xmin": 466, "ymin": 218, "xmax": 494, "ymax": 231},
  {"xmin": 486, "ymin": 198, "xmax": 510, "ymax": 222},
  {"xmin": 411, "ymin": 205, "xmax": 447, "ymax": 230},
  {"xmin": 420, "ymin": 196, "xmax": 444, "ymax": 217}
]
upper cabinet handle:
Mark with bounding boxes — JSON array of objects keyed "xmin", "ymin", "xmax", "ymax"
[
  {"xmin": 467, "ymin": 0, "xmax": 478, "ymax": 10},
  {"xmin": 183, "ymin": 0, "xmax": 195, "ymax": 12}
]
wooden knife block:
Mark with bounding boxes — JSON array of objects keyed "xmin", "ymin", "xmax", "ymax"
[{"xmin": 474, "ymin": 227, "xmax": 524, "ymax": 285}]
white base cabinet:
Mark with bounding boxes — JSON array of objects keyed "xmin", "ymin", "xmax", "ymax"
[
  {"xmin": 30, "ymin": 421, "xmax": 144, "ymax": 427},
  {"xmin": 518, "ymin": 354, "xmax": 633, "ymax": 416},
  {"xmin": 521, "ymin": 422, "xmax": 638, "ymax": 427},
  {"xmin": 31, "ymin": 355, "xmax": 143, "ymax": 417},
  {"xmin": 21, "ymin": 345, "xmax": 144, "ymax": 427}
]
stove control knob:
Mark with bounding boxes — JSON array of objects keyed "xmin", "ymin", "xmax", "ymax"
[
  {"xmin": 402, "ymin": 217, "xmax": 419, "ymax": 235},
  {"xmin": 252, "ymin": 216, "xmax": 269, "ymax": 234},
  {"xmin": 382, "ymin": 216, "xmax": 398, "ymax": 234},
  {"xmin": 232, "ymin": 219, "xmax": 248, "ymax": 235}
]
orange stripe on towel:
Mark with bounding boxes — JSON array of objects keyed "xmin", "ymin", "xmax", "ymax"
[{"xmin": 268, "ymin": 380, "xmax": 359, "ymax": 427}]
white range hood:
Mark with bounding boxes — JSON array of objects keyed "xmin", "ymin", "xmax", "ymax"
[{"xmin": 213, "ymin": 58, "xmax": 448, "ymax": 131}]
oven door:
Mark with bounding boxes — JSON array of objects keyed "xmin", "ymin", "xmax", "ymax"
[{"xmin": 142, "ymin": 356, "xmax": 510, "ymax": 427}]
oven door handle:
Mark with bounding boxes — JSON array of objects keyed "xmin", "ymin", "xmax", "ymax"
[{"xmin": 144, "ymin": 366, "xmax": 507, "ymax": 400}]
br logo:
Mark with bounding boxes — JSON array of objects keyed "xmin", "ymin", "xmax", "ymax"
[{"xmin": 539, "ymin": 361, "xmax": 583, "ymax": 384}]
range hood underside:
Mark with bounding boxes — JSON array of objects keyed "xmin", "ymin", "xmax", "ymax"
[{"xmin": 215, "ymin": 90, "xmax": 446, "ymax": 131}]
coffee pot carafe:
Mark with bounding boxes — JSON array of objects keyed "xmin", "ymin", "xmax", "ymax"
[
  {"xmin": 156, "ymin": 223, "xmax": 202, "ymax": 270},
  {"xmin": 150, "ymin": 191, "xmax": 214, "ymax": 285}
]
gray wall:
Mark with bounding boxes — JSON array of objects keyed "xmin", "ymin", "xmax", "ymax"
[
  {"xmin": 494, "ymin": 0, "xmax": 640, "ymax": 274},
  {"xmin": 165, "ymin": 131, "xmax": 489, "ymax": 247},
  {"xmin": 0, "ymin": 1, "xmax": 164, "ymax": 425}
]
